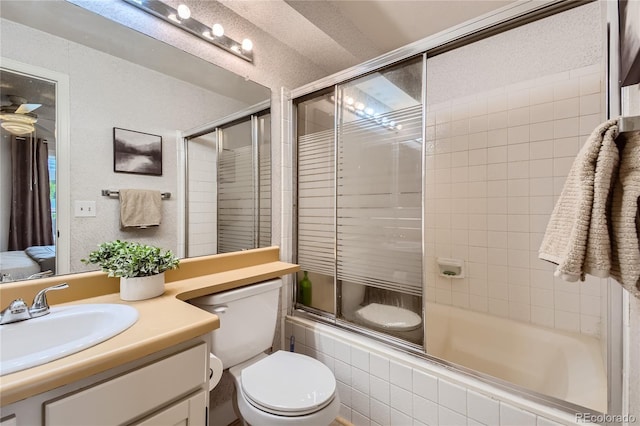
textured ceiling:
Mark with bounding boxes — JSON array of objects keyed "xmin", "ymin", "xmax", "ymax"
[{"xmin": 223, "ymin": 0, "xmax": 517, "ymax": 74}]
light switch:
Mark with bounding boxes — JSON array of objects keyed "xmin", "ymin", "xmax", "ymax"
[{"xmin": 74, "ymin": 200, "xmax": 96, "ymax": 217}]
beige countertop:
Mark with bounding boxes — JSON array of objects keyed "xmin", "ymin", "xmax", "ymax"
[{"xmin": 0, "ymin": 247, "xmax": 299, "ymax": 406}]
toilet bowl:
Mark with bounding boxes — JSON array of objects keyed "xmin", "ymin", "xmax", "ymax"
[
  {"xmin": 188, "ymin": 279, "xmax": 340, "ymax": 425},
  {"xmin": 354, "ymin": 303, "xmax": 422, "ymax": 331},
  {"xmin": 229, "ymin": 351, "xmax": 340, "ymax": 426}
]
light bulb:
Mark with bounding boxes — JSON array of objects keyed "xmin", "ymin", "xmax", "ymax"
[
  {"xmin": 346, "ymin": 97, "xmax": 354, "ymax": 105},
  {"xmin": 212, "ymin": 23, "xmax": 224, "ymax": 37},
  {"xmin": 355, "ymin": 102, "xmax": 365, "ymax": 110},
  {"xmin": 241, "ymin": 38, "xmax": 253, "ymax": 51},
  {"xmin": 177, "ymin": 4, "xmax": 191, "ymax": 19},
  {"xmin": 365, "ymin": 107, "xmax": 374, "ymax": 116}
]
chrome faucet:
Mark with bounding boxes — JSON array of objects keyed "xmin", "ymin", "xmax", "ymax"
[{"xmin": 0, "ymin": 283, "xmax": 69, "ymax": 325}]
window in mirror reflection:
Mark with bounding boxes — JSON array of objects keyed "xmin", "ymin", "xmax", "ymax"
[{"xmin": 186, "ymin": 110, "xmax": 271, "ymax": 257}]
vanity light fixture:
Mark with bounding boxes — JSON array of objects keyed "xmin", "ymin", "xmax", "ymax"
[{"xmin": 122, "ymin": 0, "xmax": 254, "ymax": 62}]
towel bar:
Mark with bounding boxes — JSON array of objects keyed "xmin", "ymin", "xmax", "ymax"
[
  {"xmin": 101, "ymin": 189, "xmax": 171, "ymax": 199},
  {"xmin": 619, "ymin": 115, "xmax": 640, "ymax": 134}
]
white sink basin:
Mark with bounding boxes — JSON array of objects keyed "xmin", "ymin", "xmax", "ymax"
[{"xmin": 0, "ymin": 304, "xmax": 138, "ymax": 376}]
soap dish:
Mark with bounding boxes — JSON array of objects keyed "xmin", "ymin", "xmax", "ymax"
[{"xmin": 436, "ymin": 257, "xmax": 465, "ymax": 279}]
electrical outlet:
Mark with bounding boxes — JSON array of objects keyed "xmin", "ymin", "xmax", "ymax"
[{"xmin": 74, "ymin": 200, "xmax": 96, "ymax": 217}]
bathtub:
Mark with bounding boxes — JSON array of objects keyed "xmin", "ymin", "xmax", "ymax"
[{"xmin": 425, "ymin": 303, "xmax": 607, "ymax": 412}]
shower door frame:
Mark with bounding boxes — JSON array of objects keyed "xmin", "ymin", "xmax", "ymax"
[
  {"xmin": 181, "ymin": 100, "xmax": 270, "ymax": 257},
  {"xmin": 290, "ymin": 0, "xmax": 623, "ymax": 418}
]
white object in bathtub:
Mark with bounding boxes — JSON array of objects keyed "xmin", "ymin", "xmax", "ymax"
[
  {"xmin": 354, "ymin": 303, "xmax": 422, "ymax": 331},
  {"xmin": 437, "ymin": 257, "xmax": 465, "ymax": 278}
]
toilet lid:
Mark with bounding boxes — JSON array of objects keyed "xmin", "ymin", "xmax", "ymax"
[
  {"xmin": 355, "ymin": 303, "xmax": 422, "ymax": 331},
  {"xmin": 241, "ymin": 351, "xmax": 336, "ymax": 415}
]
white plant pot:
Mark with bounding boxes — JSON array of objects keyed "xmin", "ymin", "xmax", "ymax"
[{"xmin": 119, "ymin": 272, "xmax": 165, "ymax": 301}]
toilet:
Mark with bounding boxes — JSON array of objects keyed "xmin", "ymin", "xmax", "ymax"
[{"xmin": 189, "ymin": 279, "xmax": 340, "ymax": 426}]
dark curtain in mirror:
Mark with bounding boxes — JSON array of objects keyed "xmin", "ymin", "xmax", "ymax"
[{"xmin": 8, "ymin": 136, "xmax": 53, "ymax": 250}]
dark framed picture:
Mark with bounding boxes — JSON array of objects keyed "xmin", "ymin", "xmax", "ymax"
[{"xmin": 113, "ymin": 127, "xmax": 162, "ymax": 176}]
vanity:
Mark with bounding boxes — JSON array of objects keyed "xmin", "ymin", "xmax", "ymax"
[{"xmin": 0, "ymin": 247, "xmax": 298, "ymax": 425}]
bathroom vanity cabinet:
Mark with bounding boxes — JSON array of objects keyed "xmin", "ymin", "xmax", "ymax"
[
  {"xmin": 1, "ymin": 339, "xmax": 209, "ymax": 426},
  {"xmin": 0, "ymin": 247, "xmax": 299, "ymax": 425}
]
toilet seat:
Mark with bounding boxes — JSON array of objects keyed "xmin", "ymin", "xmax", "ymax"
[
  {"xmin": 240, "ymin": 351, "xmax": 336, "ymax": 417},
  {"xmin": 355, "ymin": 303, "xmax": 422, "ymax": 331}
]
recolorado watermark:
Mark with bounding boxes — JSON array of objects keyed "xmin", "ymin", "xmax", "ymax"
[{"xmin": 576, "ymin": 413, "xmax": 637, "ymax": 423}]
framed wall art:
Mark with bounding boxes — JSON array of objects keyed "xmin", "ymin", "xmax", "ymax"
[{"xmin": 113, "ymin": 127, "xmax": 162, "ymax": 176}]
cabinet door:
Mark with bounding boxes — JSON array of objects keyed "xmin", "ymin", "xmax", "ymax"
[
  {"xmin": 44, "ymin": 343, "xmax": 207, "ymax": 426},
  {"xmin": 132, "ymin": 390, "xmax": 207, "ymax": 426}
]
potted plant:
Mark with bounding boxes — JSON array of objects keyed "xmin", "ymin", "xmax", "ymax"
[{"xmin": 82, "ymin": 240, "xmax": 179, "ymax": 301}]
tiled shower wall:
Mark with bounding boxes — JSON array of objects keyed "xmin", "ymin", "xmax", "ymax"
[
  {"xmin": 424, "ymin": 64, "xmax": 607, "ymax": 337},
  {"xmin": 285, "ymin": 317, "xmax": 589, "ymax": 426},
  {"xmin": 187, "ymin": 135, "xmax": 217, "ymax": 257}
]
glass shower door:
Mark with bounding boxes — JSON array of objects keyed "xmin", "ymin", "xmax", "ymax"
[{"xmin": 336, "ymin": 57, "xmax": 424, "ymax": 345}]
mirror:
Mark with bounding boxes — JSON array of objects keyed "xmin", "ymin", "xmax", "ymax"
[{"xmin": 0, "ymin": 0, "xmax": 271, "ymax": 282}]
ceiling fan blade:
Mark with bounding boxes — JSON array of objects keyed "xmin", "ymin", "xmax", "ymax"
[{"xmin": 15, "ymin": 103, "xmax": 42, "ymax": 114}]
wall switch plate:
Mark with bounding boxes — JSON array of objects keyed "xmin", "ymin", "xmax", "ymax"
[{"xmin": 74, "ymin": 200, "xmax": 96, "ymax": 217}]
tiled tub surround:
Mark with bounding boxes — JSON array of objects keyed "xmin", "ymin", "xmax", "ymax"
[
  {"xmin": 420, "ymin": 2, "xmax": 608, "ymax": 340},
  {"xmin": 423, "ymin": 63, "xmax": 607, "ymax": 338},
  {"xmin": 286, "ymin": 316, "xmax": 597, "ymax": 426}
]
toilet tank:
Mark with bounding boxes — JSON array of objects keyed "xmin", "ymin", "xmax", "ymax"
[{"xmin": 188, "ymin": 279, "xmax": 282, "ymax": 369}]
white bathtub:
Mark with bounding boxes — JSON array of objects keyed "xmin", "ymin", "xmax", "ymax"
[{"xmin": 426, "ymin": 303, "xmax": 607, "ymax": 412}]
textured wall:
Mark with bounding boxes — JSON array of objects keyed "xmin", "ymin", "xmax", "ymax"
[{"xmin": 0, "ymin": 19, "xmax": 248, "ymax": 271}]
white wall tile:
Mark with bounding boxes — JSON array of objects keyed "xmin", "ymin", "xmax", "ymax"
[
  {"xmin": 390, "ymin": 408, "xmax": 412, "ymax": 426},
  {"xmin": 335, "ymin": 360, "xmax": 352, "ymax": 385},
  {"xmin": 390, "ymin": 385, "xmax": 413, "ymax": 416},
  {"xmin": 340, "ymin": 403, "xmax": 352, "ymax": 423},
  {"xmin": 438, "ymin": 381, "xmax": 467, "ymax": 415},
  {"xmin": 412, "ymin": 395, "xmax": 438, "ymax": 426},
  {"xmin": 338, "ymin": 380, "xmax": 352, "ymax": 407},
  {"xmin": 335, "ymin": 339, "xmax": 351, "ymax": 364},
  {"xmin": 500, "ymin": 403, "xmax": 537, "ymax": 426},
  {"xmin": 351, "ymin": 408, "xmax": 371, "ymax": 426},
  {"xmin": 390, "ymin": 360, "xmax": 413, "ymax": 391},
  {"xmin": 370, "ymin": 352, "xmax": 390, "ymax": 380},
  {"xmin": 352, "ymin": 346, "xmax": 370, "ymax": 372},
  {"xmin": 370, "ymin": 375, "xmax": 390, "ymax": 404},
  {"xmin": 412, "ymin": 370, "xmax": 439, "ymax": 402},
  {"xmin": 353, "ymin": 366, "xmax": 371, "ymax": 395},
  {"xmin": 352, "ymin": 388, "xmax": 371, "ymax": 418},
  {"xmin": 467, "ymin": 390, "xmax": 500, "ymax": 425},
  {"xmin": 438, "ymin": 406, "xmax": 468, "ymax": 426},
  {"xmin": 370, "ymin": 399, "xmax": 390, "ymax": 426}
]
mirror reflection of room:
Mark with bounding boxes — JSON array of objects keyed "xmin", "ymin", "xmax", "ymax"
[
  {"xmin": 185, "ymin": 109, "xmax": 271, "ymax": 257},
  {"xmin": 0, "ymin": 70, "xmax": 57, "ymax": 282},
  {"xmin": 0, "ymin": 0, "xmax": 271, "ymax": 283}
]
